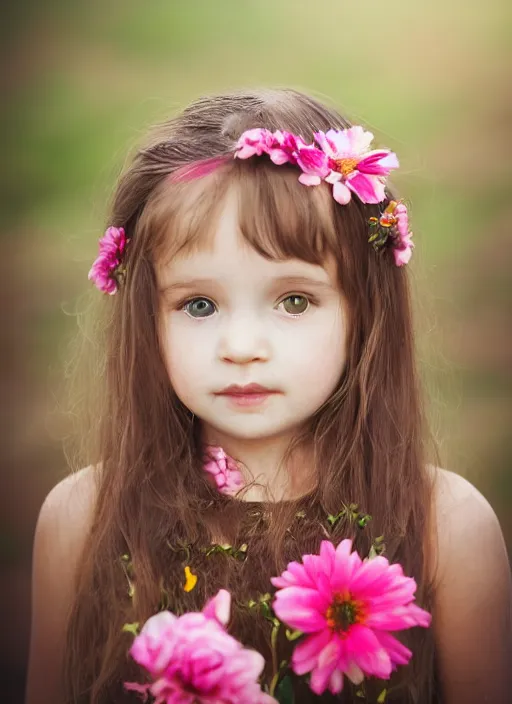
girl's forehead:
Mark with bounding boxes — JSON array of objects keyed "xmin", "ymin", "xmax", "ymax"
[
  {"xmin": 152, "ymin": 161, "xmax": 340, "ymax": 279},
  {"xmin": 155, "ymin": 186, "xmax": 337, "ymax": 286}
]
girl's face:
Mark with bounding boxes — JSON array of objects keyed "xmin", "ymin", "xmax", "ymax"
[{"xmin": 156, "ymin": 187, "xmax": 348, "ymax": 445}]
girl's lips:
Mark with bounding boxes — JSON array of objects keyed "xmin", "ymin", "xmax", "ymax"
[
  {"xmin": 219, "ymin": 392, "xmax": 278, "ymax": 408},
  {"xmin": 216, "ymin": 383, "xmax": 276, "ymax": 395},
  {"xmin": 214, "ymin": 385, "xmax": 281, "ymax": 408}
]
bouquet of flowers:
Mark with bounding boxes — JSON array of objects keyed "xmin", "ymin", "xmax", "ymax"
[{"xmin": 123, "ymin": 538, "xmax": 431, "ymax": 704}]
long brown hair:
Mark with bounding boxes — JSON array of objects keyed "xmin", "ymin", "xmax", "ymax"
[{"xmin": 63, "ymin": 89, "xmax": 439, "ymax": 703}]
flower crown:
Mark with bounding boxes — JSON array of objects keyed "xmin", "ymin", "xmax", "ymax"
[{"xmin": 89, "ymin": 126, "xmax": 413, "ymax": 294}]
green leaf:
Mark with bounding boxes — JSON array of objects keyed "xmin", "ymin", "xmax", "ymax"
[
  {"xmin": 285, "ymin": 628, "xmax": 303, "ymax": 642},
  {"xmin": 275, "ymin": 674, "xmax": 294, "ymax": 704},
  {"xmin": 259, "ymin": 601, "xmax": 272, "ymax": 620},
  {"xmin": 356, "ymin": 513, "xmax": 372, "ymax": 529},
  {"xmin": 377, "ymin": 688, "xmax": 388, "ymax": 703},
  {"xmin": 368, "ymin": 535, "xmax": 386, "ymax": 559},
  {"xmin": 122, "ymin": 621, "xmax": 139, "ymax": 636},
  {"xmin": 327, "ymin": 509, "xmax": 346, "ymax": 527}
]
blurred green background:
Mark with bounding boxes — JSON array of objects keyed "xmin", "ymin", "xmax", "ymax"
[{"xmin": 2, "ymin": 0, "xmax": 511, "ymax": 699}]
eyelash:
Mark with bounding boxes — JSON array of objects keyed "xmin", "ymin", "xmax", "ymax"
[{"xmin": 177, "ymin": 293, "xmax": 319, "ymax": 318}]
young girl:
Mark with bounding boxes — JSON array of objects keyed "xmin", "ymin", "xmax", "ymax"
[{"xmin": 26, "ymin": 89, "xmax": 511, "ymax": 704}]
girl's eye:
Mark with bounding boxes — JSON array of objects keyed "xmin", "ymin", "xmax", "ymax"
[
  {"xmin": 278, "ymin": 295, "xmax": 310, "ymax": 316},
  {"xmin": 182, "ymin": 298, "xmax": 216, "ymax": 318}
]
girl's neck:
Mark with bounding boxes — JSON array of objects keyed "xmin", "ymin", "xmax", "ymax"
[{"xmin": 201, "ymin": 429, "xmax": 316, "ymax": 502}]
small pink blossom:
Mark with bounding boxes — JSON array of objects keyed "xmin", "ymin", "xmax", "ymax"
[
  {"xmin": 271, "ymin": 539, "xmax": 431, "ymax": 696},
  {"xmin": 295, "ymin": 146, "xmax": 330, "ymax": 186},
  {"xmin": 236, "ymin": 129, "xmax": 329, "ymax": 185},
  {"xmin": 234, "ymin": 128, "xmax": 275, "ymax": 159},
  {"xmin": 267, "ymin": 130, "xmax": 303, "ymax": 165},
  {"xmin": 88, "ymin": 226, "xmax": 127, "ymax": 295},
  {"xmin": 203, "ymin": 446, "xmax": 245, "ymax": 496},
  {"xmin": 391, "ymin": 202, "xmax": 414, "ymax": 266},
  {"xmin": 314, "ymin": 127, "xmax": 399, "ymax": 205},
  {"xmin": 125, "ymin": 590, "xmax": 276, "ymax": 704}
]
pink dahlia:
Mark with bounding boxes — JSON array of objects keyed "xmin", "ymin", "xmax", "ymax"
[
  {"xmin": 271, "ymin": 540, "xmax": 431, "ymax": 696},
  {"xmin": 125, "ymin": 590, "xmax": 276, "ymax": 704},
  {"xmin": 203, "ymin": 446, "xmax": 245, "ymax": 496},
  {"xmin": 314, "ymin": 127, "xmax": 399, "ymax": 205},
  {"xmin": 88, "ymin": 226, "xmax": 127, "ymax": 295}
]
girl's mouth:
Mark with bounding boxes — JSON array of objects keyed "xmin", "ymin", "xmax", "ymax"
[{"xmin": 215, "ymin": 384, "xmax": 280, "ymax": 408}]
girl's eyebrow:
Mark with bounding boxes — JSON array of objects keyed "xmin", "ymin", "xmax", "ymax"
[
  {"xmin": 159, "ymin": 278, "xmax": 217, "ymax": 295},
  {"xmin": 158, "ymin": 274, "xmax": 334, "ymax": 295},
  {"xmin": 268, "ymin": 275, "xmax": 334, "ymax": 291}
]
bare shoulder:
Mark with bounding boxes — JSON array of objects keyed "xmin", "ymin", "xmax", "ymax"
[
  {"xmin": 38, "ymin": 465, "xmax": 99, "ymax": 538},
  {"xmin": 432, "ymin": 465, "xmax": 493, "ymax": 515},
  {"xmin": 26, "ymin": 466, "xmax": 100, "ymax": 704},
  {"xmin": 33, "ymin": 465, "xmax": 100, "ymax": 572},
  {"xmin": 428, "ymin": 467, "xmax": 512, "ymax": 704},
  {"xmin": 430, "ymin": 466, "xmax": 505, "ymax": 578}
]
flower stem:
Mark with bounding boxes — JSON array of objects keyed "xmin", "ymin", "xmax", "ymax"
[{"xmin": 269, "ymin": 619, "xmax": 280, "ymax": 694}]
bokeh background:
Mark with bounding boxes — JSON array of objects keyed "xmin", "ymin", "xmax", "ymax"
[{"xmin": 2, "ymin": 0, "xmax": 511, "ymax": 700}]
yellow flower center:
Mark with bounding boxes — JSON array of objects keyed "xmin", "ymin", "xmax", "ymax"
[
  {"xmin": 183, "ymin": 565, "xmax": 197, "ymax": 592},
  {"xmin": 334, "ymin": 157, "xmax": 359, "ymax": 176},
  {"xmin": 326, "ymin": 591, "xmax": 366, "ymax": 634}
]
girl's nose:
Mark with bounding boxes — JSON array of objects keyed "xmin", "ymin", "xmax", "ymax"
[{"xmin": 217, "ymin": 315, "xmax": 271, "ymax": 364}]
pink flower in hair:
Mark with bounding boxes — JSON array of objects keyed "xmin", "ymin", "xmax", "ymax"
[
  {"xmin": 295, "ymin": 145, "xmax": 330, "ymax": 186},
  {"xmin": 267, "ymin": 130, "xmax": 303, "ymax": 165},
  {"xmin": 88, "ymin": 226, "xmax": 127, "ymax": 294},
  {"xmin": 236, "ymin": 129, "xmax": 329, "ymax": 186},
  {"xmin": 314, "ymin": 127, "xmax": 399, "ymax": 205},
  {"xmin": 391, "ymin": 202, "xmax": 414, "ymax": 266},
  {"xmin": 203, "ymin": 446, "xmax": 245, "ymax": 496},
  {"xmin": 234, "ymin": 128, "xmax": 275, "ymax": 159},
  {"xmin": 271, "ymin": 539, "xmax": 431, "ymax": 696},
  {"xmin": 125, "ymin": 590, "xmax": 276, "ymax": 704}
]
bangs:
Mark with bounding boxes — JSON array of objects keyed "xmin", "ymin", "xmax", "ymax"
[
  {"xmin": 235, "ymin": 159, "xmax": 340, "ymax": 264},
  {"xmin": 143, "ymin": 158, "xmax": 343, "ymax": 268}
]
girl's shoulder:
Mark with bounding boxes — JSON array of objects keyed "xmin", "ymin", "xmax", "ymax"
[
  {"xmin": 431, "ymin": 465, "xmax": 495, "ymax": 524},
  {"xmin": 26, "ymin": 466, "xmax": 100, "ymax": 704},
  {"xmin": 429, "ymin": 465, "xmax": 507, "ymax": 585},
  {"xmin": 36, "ymin": 464, "xmax": 100, "ymax": 550},
  {"xmin": 428, "ymin": 467, "xmax": 511, "ymax": 703}
]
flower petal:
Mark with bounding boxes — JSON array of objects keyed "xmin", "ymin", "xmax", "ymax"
[
  {"xmin": 292, "ymin": 629, "xmax": 332, "ymax": 674},
  {"xmin": 346, "ymin": 624, "xmax": 392, "ymax": 679},
  {"xmin": 374, "ymin": 631, "xmax": 412, "ymax": 667},
  {"xmin": 393, "ymin": 245, "xmax": 413, "ymax": 267},
  {"xmin": 365, "ymin": 602, "xmax": 431, "ymax": 630},
  {"xmin": 332, "ymin": 181, "xmax": 352, "ymax": 204},
  {"xmin": 202, "ymin": 589, "xmax": 231, "ymax": 626},
  {"xmin": 298, "ymin": 173, "xmax": 322, "ymax": 186},
  {"xmin": 309, "ymin": 639, "xmax": 341, "ymax": 695},
  {"xmin": 346, "ymin": 172, "xmax": 386, "ymax": 203},
  {"xmin": 357, "ymin": 150, "xmax": 399, "ymax": 175}
]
